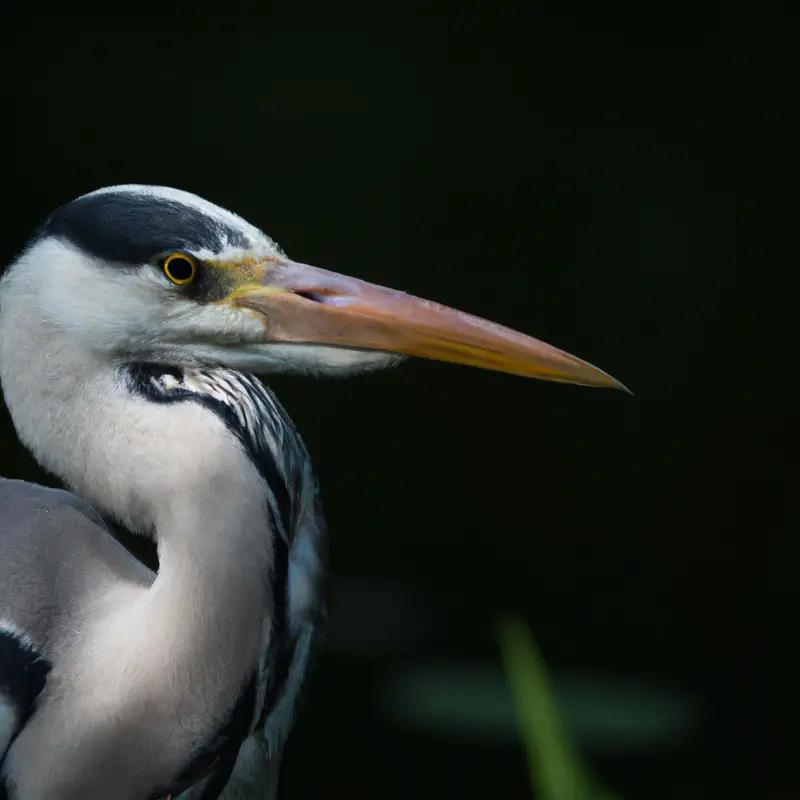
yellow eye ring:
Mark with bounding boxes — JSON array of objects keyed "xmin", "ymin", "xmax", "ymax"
[{"xmin": 163, "ymin": 253, "xmax": 197, "ymax": 286}]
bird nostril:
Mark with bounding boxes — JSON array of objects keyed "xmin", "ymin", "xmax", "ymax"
[
  {"xmin": 294, "ymin": 291, "xmax": 327, "ymax": 303},
  {"xmin": 294, "ymin": 290, "xmax": 359, "ymax": 309}
]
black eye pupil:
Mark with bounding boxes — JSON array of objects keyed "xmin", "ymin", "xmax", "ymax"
[{"xmin": 167, "ymin": 256, "xmax": 194, "ymax": 282}]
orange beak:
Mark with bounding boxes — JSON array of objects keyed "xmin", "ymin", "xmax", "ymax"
[{"xmin": 228, "ymin": 260, "xmax": 627, "ymax": 390}]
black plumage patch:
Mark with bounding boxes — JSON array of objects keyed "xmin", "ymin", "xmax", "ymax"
[
  {"xmin": 1, "ymin": 630, "xmax": 51, "ymax": 797},
  {"xmin": 40, "ymin": 190, "xmax": 252, "ymax": 266},
  {"xmin": 256, "ymin": 530, "xmax": 290, "ymax": 733},
  {"xmin": 0, "ymin": 628, "xmax": 51, "ymax": 741}
]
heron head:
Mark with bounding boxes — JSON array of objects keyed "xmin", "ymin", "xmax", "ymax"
[{"xmin": 3, "ymin": 185, "xmax": 625, "ymax": 389}]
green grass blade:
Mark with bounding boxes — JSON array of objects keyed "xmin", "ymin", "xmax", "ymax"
[{"xmin": 497, "ymin": 615, "xmax": 620, "ymax": 800}]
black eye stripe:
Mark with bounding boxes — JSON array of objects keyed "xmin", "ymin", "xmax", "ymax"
[{"xmin": 40, "ymin": 191, "xmax": 252, "ymax": 265}]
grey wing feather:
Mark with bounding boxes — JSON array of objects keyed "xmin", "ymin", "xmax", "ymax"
[
  {"xmin": 0, "ymin": 478, "xmax": 152, "ymax": 643},
  {"xmin": 0, "ymin": 478, "xmax": 153, "ymax": 769}
]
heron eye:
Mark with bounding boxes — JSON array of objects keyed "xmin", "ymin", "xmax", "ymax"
[{"xmin": 163, "ymin": 253, "xmax": 197, "ymax": 285}]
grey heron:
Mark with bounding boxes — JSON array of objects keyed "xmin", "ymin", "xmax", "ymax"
[{"xmin": 0, "ymin": 185, "xmax": 624, "ymax": 800}]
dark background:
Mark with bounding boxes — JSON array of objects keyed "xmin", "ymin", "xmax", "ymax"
[{"xmin": 0, "ymin": 4, "xmax": 791, "ymax": 799}]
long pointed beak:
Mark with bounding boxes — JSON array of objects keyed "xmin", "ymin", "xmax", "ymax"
[{"xmin": 228, "ymin": 260, "xmax": 627, "ymax": 390}]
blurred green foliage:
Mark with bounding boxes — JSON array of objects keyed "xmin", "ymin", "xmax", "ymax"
[{"xmin": 498, "ymin": 616, "xmax": 619, "ymax": 800}]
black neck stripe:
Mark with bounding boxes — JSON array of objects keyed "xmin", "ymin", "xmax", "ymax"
[{"xmin": 122, "ymin": 363, "xmax": 295, "ymax": 538}]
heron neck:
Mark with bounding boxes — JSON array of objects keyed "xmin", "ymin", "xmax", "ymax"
[
  {"xmin": 143, "ymin": 490, "xmax": 272, "ymax": 692},
  {"xmin": 0, "ymin": 315, "xmax": 277, "ymax": 684}
]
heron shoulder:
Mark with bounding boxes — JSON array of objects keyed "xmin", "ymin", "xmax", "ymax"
[{"xmin": 0, "ymin": 479, "xmax": 153, "ymax": 639}]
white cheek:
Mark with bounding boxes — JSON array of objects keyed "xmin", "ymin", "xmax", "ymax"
[
  {"xmin": 168, "ymin": 304, "xmax": 266, "ymax": 345},
  {"xmin": 33, "ymin": 242, "xmax": 164, "ymax": 349},
  {"xmin": 26, "ymin": 241, "xmax": 259, "ymax": 359}
]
